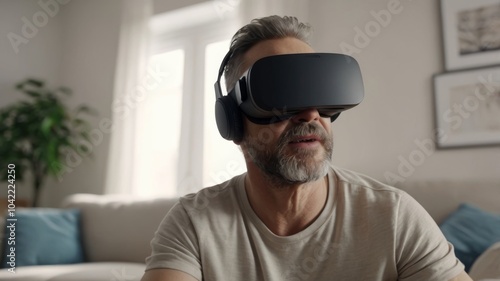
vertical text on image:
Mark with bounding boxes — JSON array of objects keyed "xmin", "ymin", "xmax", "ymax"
[{"xmin": 5, "ymin": 164, "xmax": 17, "ymax": 273}]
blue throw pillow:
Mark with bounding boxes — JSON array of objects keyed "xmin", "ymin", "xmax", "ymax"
[
  {"xmin": 1, "ymin": 208, "xmax": 84, "ymax": 268},
  {"xmin": 440, "ymin": 203, "xmax": 500, "ymax": 272}
]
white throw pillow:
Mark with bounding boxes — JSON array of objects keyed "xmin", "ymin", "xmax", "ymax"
[{"xmin": 469, "ymin": 242, "xmax": 500, "ymax": 280}]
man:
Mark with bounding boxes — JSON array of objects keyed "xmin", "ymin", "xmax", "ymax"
[{"xmin": 141, "ymin": 15, "xmax": 473, "ymax": 281}]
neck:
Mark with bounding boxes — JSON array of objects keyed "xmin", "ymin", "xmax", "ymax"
[{"xmin": 244, "ymin": 163, "xmax": 329, "ymax": 236}]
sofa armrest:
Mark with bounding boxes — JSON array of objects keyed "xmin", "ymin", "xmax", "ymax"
[{"xmin": 469, "ymin": 242, "xmax": 500, "ymax": 280}]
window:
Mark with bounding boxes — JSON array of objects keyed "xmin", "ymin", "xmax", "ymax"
[
  {"xmin": 134, "ymin": 49, "xmax": 184, "ymax": 197},
  {"xmin": 137, "ymin": 3, "xmax": 244, "ymax": 197}
]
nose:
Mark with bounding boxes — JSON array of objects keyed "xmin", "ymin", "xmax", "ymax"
[{"xmin": 291, "ymin": 108, "xmax": 321, "ymax": 123}]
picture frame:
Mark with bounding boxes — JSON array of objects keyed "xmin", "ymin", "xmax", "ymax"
[
  {"xmin": 440, "ymin": 0, "xmax": 500, "ymax": 71},
  {"xmin": 433, "ymin": 65, "xmax": 500, "ymax": 148}
]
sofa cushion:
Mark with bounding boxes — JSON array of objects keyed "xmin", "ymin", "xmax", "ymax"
[
  {"xmin": 61, "ymin": 194, "xmax": 178, "ymax": 263},
  {"xmin": 440, "ymin": 204, "xmax": 500, "ymax": 272},
  {"xmin": 1, "ymin": 208, "xmax": 84, "ymax": 268}
]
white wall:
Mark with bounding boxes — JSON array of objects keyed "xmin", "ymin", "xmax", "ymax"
[
  {"xmin": 153, "ymin": 0, "xmax": 207, "ymax": 15},
  {"xmin": 309, "ymin": 0, "xmax": 500, "ymax": 183},
  {"xmin": 0, "ymin": 0, "xmax": 63, "ymax": 106},
  {"xmin": 0, "ymin": 0, "xmax": 65, "ymax": 203},
  {"xmin": 39, "ymin": 0, "xmax": 123, "ymax": 207}
]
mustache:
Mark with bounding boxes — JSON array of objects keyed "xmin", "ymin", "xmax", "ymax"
[
  {"xmin": 240, "ymin": 122, "xmax": 331, "ymax": 156},
  {"xmin": 278, "ymin": 123, "xmax": 329, "ymax": 146}
]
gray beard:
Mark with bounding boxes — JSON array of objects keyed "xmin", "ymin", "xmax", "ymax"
[{"xmin": 243, "ymin": 123, "xmax": 333, "ymax": 188}]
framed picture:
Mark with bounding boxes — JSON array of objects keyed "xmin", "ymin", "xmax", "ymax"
[
  {"xmin": 434, "ymin": 65, "xmax": 500, "ymax": 148},
  {"xmin": 440, "ymin": 0, "xmax": 500, "ymax": 71}
]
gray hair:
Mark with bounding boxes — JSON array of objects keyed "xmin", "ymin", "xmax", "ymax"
[{"xmin": 224, "ymin": 15, "xmax": 312, "ymax": 91}]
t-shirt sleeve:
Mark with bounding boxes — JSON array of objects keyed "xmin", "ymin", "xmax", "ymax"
[
  {"xmin": 145, "ymin": 201, "xmax": 202, "ymax": 281},
  {"xmin": 395, "ymin": 192, "xmax": 465, "ymax": 281}
]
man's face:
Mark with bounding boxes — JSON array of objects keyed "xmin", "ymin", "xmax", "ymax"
[{"xmin": 237, "ymin": 37, "xmax": 334, "ymax": 186}]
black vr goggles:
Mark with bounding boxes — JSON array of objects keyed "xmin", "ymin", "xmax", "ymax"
[{"xmin": 214, "ymin": 52, "xmax": 364, "ymax": 141}]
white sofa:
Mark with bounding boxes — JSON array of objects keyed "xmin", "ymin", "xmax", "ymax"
[
  {"xmin": 0, "ymin": 180, "xmax": 498, "ymax": 281},
  {"xmin": 0, "ymin": 194, "xmax": 178, "ymax": 281}
]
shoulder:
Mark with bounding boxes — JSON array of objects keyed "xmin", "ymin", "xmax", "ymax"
[
  {"xmin": 177, "ymin": 173, "xmax": 245, "ymax": 218},
  {"xmin": 151, "ymin": 173, "xmax": 245, "ymax": 251},
  {"xmin": 332, "ymin": 165, "xmax": 405, "ymax": 194},
  {"xmin": 330, "ymin": 166, "xmax": 441, "ymax": 237},
  {"xmin": 330, "ymin": 165, "xmax": 418, "ymax": 209}
]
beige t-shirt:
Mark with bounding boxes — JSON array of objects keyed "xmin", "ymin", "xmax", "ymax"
[{"xmin": 145, "ymin": 166, "xmax": 464, "ymax": 281}]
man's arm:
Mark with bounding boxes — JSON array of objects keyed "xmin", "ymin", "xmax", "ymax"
[
  {"xmin": 141, "ymin": 269, "xmax": 199, "ymax": 281},
  {"xmin": 448, "ymin": 271, "xmax": 473, "ymax": 281}
]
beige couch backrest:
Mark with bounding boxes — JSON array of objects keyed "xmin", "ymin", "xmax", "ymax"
[
  {"xmin": 396, "ymin": 181, "xmax": 500, "ymax": 224},
  {"xmin": 62, "ymin": 193, "xmax": 178, "ymax": 263}
]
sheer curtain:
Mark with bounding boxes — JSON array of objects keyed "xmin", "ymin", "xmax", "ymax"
[{"xmin": 104, "ymin": 0, "xmax": 152, "ymax": 195}]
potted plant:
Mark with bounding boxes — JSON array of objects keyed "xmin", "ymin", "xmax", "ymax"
[{"xmin": 0, "ymin": 78, "xmax": 96, "ymax": 207}]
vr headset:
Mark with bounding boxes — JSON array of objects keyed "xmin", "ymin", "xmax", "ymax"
[{"xmin": 214, "ymin": 52, "xmax": 364, "ymax": 141}]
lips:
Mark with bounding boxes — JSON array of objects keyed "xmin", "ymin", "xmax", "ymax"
[{"xmin": 288, "ymin": 135, "xmax": 320, "ymax": 144}]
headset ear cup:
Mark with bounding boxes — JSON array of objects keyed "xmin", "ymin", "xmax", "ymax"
[{"xmin": 215, "ymin": 96, "xmax": 243, "ymax": 141}]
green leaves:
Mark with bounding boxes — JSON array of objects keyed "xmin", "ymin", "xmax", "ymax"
[
  {"xmin": 18, "ymin": 78, "xmax": 44, "ymax": 88},
  {"xmin": 0, "ymin": 78, "xmax": 97, "ymax": 194}
]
